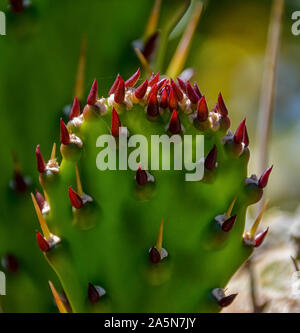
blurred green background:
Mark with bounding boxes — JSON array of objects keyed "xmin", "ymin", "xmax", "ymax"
[{"xmin": 0, "ymin": 0, "xmax": 299, "ymax": 312}]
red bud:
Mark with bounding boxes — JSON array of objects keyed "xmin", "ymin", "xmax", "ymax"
[
  {"xmin": 217, "ymin": 93, "xmax": 228, "ymax": 117},
  {"xmin": 147, "ymin": 93, "xmax": 159, "ymax": 117},
  {"xmin": 88, "ymin": 283, "xmax": 100, "ymax": 303},
  {"xmin": 170, "ymin": 79, "xmax": 183, "ymax": 101},
  {"xmin": 197, "ymin": 96, "xmax": 209, "ymax": 122},
  {"xmin": 168, "ymin": 110, "xmax": 181, "ymax": 134},
  {"xmin": 149, "ymin": 247, "xmax": 161, "ymax": 264},
  {"xmin": 168, "ymin": 87, "xmax": 178, "ymax": 110},
  {"xmin": 254, "ymin": 227, "xmax": 269, "ymax": 247},
  {"xmin": 114, "ymin": 78, "xmax": 125, "ymax": 104},
  {"xmin": 177, "ymin": 77, "xmax": 186, "ymax": 92},
  {"xmin": 218, "ymin": 293, "xmax": 238, "ymax": 307},
  {"xmin": 125, "ymin": 68, "xmax": 141, "ymax": 88},
  {"xmin": 36, "ymin": 231, "xmax": 50, "ymax": 252},
  {"xmin": 204, "ymin": 145, "xmax": 217, "ymax": 170},
  {"xmin": 111, "ymin": 107, "xmax": 121, "ymax": 137},
  {"xmin": 148, "ymin": 72, "xmax": 160, "ymax": 87},
  {"xmin": 234, "ymin": 118, "xmax": 246, "ymax": 144},
  {"xmin": 68, "ymin": 186, "xmax": 83, "ymax": 209},
  {"xmin": 136, "ymin": 165, "xmax": 148, "ymax": 186},
  {"xmin": 108, "ymin": 74, "xmax": 121, "ymax": 96},
  {"xmin": 60, "ymin": 119, "xmax": 70, "ymax": 145},
  {"xmin": 69, "ymin": 97, "xmax": 81, "ymax": 120},
  {"xmin": 134, "ymin": 80, "xmax": 148, "ymax": 99},
  {"xmin": 35, "ymin": 145, "xmax": 46, "ymax": 173},
  {"xmin": 186, "ymin": 81, "xmax": 199, "ymax": 104},
  {"xmin": 258, "ymin": 165, "xmax": 273, "ymax": 188},
  {"xmin": 160, "ymin": 88, "xmax": 168, "ymax": 109},
  {"xmin": 222, "ymin": 215, "xmax": 237, "ymax": 232},
  {"xmin": 87, "ymin": 79, "xmax": 98, "ymax": 105}
]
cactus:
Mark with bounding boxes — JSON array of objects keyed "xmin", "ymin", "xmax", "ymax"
[{"xmin": 32, "ymin": 71, "xmax": 272, "ymax": 313}]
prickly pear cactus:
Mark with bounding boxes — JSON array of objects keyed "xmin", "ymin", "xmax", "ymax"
[{"xmin": 32, "ymin": 70, "xmax": 272, "ymax": 313}]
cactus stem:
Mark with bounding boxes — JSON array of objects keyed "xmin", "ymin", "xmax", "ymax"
[
  {"xmin": 35, "ymin": 145, "xmax": 46, "ymax": 173},
  {"xmin": 48, "ymin": 281, "xmax": 68, "ymax": 313},
  {"xmin": 254, "ymin": 227, "xmax": 269, "ymax": 247},
  {"xmin": 111, "ymin": 107, "xmax": 122, "ymax": 137},
  {"xmin": 75, "ymin": 164, "xmax": 83, "ymax": 196},
  {"xmin": 68, "ymin": 186, "xmax": 83, "ymax": 209},
  {"xmin": 87, "ymin": 79, "xmax": 98, "ymax": 106},
  {"xmin": 186, "ymin": 81, "xmax": 199, "ymax": 104},
  {"xmin": 168, "ymin": 110, "xmax": 181, "ymax": 134},
  {"xmin": 135, "ymin": 80, "xmax": 148, "ymax": 99},
  {"xmin": 258, "ymin": 165, "xmax": 273, "ymax": 188},
  {"xmin": 60, "ymin": 119, "xmax": 71, "ymax": 145},
  {"xmin": 156, "ymin": 218, "xmax": 164, "ymax": 252},
  {"xmin": 69, "ymin": 97, "xmax": 81, "ymax": 120},
  {"xmin": 204, "ymin": 145, "xmax": 217, "ymax": 170},
  {"xmin": 31, "ymin": 193, "xmax": 51, "ymax": 239},
  {"xmin": 125, "ymin": 68, "xmax": 141, "ymax": 88},
  {"xmin": 197, "ymin": 96, "xmax": 209, "ymax": 122},
  {"xmin": 114, "ymin": 78, "xmax": 125, "ymax": 104},
  {"xmin": 217, "ymin": 93, "xmax": 229, "ymax": 117},
  {"xmin": 226, "ymin": 197, "xmax": 237, "ymax": 218}
]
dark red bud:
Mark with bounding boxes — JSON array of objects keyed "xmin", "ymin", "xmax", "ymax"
[
  {"xmin": 88, "ymin": 283, "xmax": 100, "ymax": 303},
  {"xmin": 160, "ymin": 88, "xmax": 168, "ymax": 109},
  {"xmin": 108, "ymin": 74, "xmax": 121, "ymax": 96},
  {"xmin": 243, "ymin": 125, "xmax": 249, "ymax": 147},
  {"xmin": 234, "ymin": 118, "xmax": 246, "ymax": 144},
  {"xmin": 217, "ymin": 93, "xmax": 228, "ymax": 117},
  {"xmin": 111, "ymin": 107, "xmax": 121, "ymax": 137},
  {"xmin": 170, "ymin": 79, "xmax": 183, "ymax": 101},
  {"xmin": 149, "ymin": 247, "xmax": 161, "ymax": 264},
  {"xmin": 87, "ymin": 79, "xmax": 98, "ymax": 105},
  {"xmin": 135, "ymin": 80, "xmax": 148, "ymax": 99},
  {"xmin": 177, "ymin": 77, "xmax": 186, "ymax": 92},
  {"xmin": 35, "ymin": 145, "xmax": 46, "ymax": 173},
  {"xmin": 2, "ymin": 254, "xmax": 19, "ymax": 273},
  {"xmin": 69, "ymin": 97, "xmax": 81, "ymax": 120},
  {"xmin": 148, "ymin": 72, "xmax": 160, "ymax": 87},
  {"xmin": 204, "ymin": 145, "xmax": 217, "ymax": 170},
  {"xmin": 258, "ymin": 165, "xmax": 273, "ymax": 188},
  {"xmin": 222, "ymin": 215, "xmax": 237, "ymax": 232},
  {"xmin": 125, "ymin": 68, "xmax": 141, "ymax": 88},
  {"xmin": 60, "ymin": 118, "xmax": 70, "ymax": 145},
  {"xmin": 10, "ymin": 0, "xmax": 24, "ymax": 13},
  {"xmin": 136, "ymin": 165, "xmax": 148, "ymax": 186},
  {"xmin": 68, "ymin": 186, "xmax": 83, "ymax": 209},
  {"xmin": 186, "ymin": 81, "xmax": 199, "ymax": 104},
  {"xmin": 114, "ymin": 78, "xmax": 125, "ymax": 104},
  {"xmin": 197, "ymin": 96, "xmax": 209, "ymax": 122},
  {"xmin": 193, "ymin": 82, "xmax": 202, "ymax": 99},
  {"xmin": 168, "ymin": 87, "xmax": 178, "ymax": 110},
  {"xmin": 35, "ymin": 190, "xmax": 45, "ymax": 211},
  {"xmin": 147, "ymin": 93, "xmax": 159, "ymax": 117},
  {"xmin": 218, "ymin": 293, "xmax": 238, "ymax": 307},
  {"xmin": 168, "ymin": 110, "xmax": 181, "ymax": 134},
  {"xmin": 254, "ymin": 227, "xmax": 269, "ymax": 247},
  {"xmin": 147, "ymin": 83, "xmax": 158, "ymax": 101},
  {"xmin": 36, "ymin": 231, "xmax": 50, "ymax": 252}
]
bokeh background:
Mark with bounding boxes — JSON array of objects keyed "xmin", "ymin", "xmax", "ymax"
[{"xmin": 0, "ymin": 0, "xmax": 299, "ymax": 312}]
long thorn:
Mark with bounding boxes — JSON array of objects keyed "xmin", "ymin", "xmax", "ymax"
[
  {"xmin": 156, "ymin": 218, "xmax": 164, "ymax": 252},
  {"xmin": 226, "ymin": 197, "xmax": 237, "ymax": 217},
  {"xmin": 48, "ymin": 281, "xmax": 68, "ymax": 313},
  {"xmin": 74, "ymin": 35, "xmax": 87, "ymax": 100},
  {"xmin": 31, "ymin": 193, "xmax": 51, "ymax": 239},
  {"xmin": 250, "ymin": 200, "xmax": 269, "ymax": 237},
  {"xmin": 75, "ymin": 164, "xmax": 83, "ymax": 196}
]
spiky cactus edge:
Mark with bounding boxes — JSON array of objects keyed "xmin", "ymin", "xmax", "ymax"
[{"xmin": 32, "ymin": 70, "xmax": 272, "ymax": 313}]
